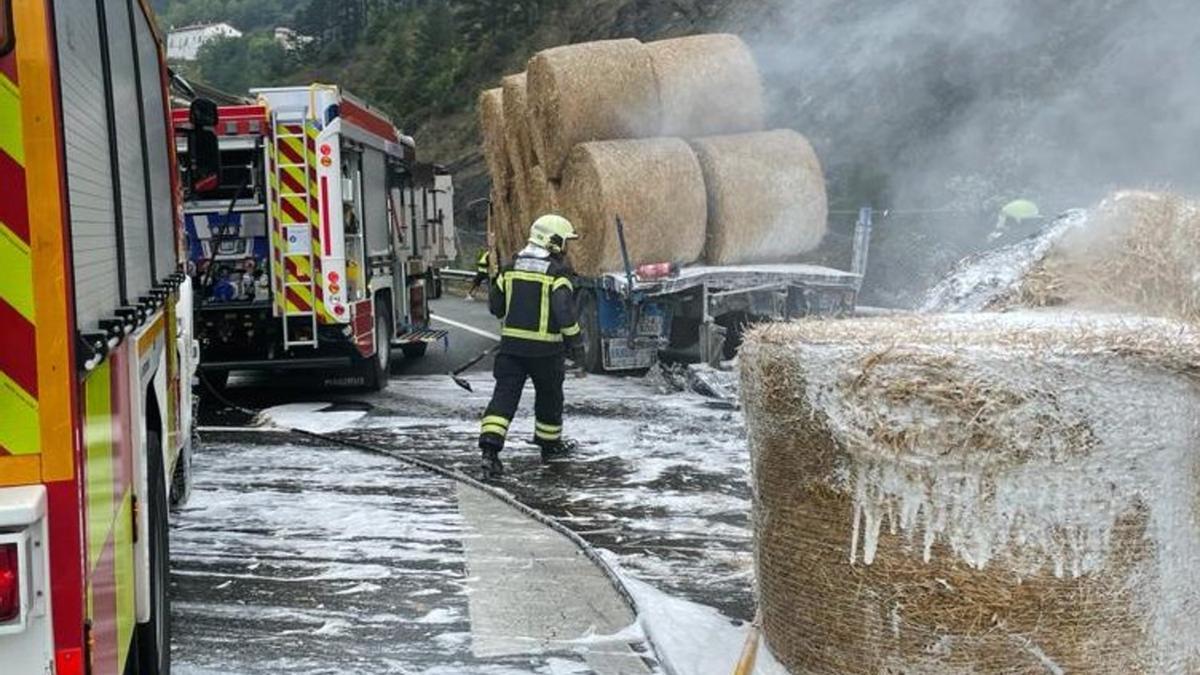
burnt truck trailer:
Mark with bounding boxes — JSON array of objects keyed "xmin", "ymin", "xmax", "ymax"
[
  {"xmin": 573, "ymin": 210, "xmax": 874, "ymax": 373},
  {"xmin": 172, "ymin": 85, "xmax": 451, "ymax": 389}
]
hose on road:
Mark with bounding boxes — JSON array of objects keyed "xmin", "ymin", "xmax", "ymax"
[{"xmin": 195, "ymin": 374, "xmax": 669, "ymax": 673}]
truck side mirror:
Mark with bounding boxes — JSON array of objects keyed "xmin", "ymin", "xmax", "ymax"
[{"xmin": 187, "ymin": 98, "xmax": 221, "ymax": 194}]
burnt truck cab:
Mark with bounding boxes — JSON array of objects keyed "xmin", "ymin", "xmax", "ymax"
[{"xmin": 173, "ymin": 86, "xmax": 449, "ymax": 389}]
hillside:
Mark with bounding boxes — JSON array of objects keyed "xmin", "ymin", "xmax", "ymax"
[{"xmin": 161, "ymin": 0, "xmax": 1200, "ymax": 305}]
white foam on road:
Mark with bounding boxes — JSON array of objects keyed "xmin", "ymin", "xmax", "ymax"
[
  {"xmin": 614, "ymin": 567, "xmax": 787, "ymax": 675},
  {"xmin": 260, "ymin": 402, "xmax": 367, "ymax": 433}
]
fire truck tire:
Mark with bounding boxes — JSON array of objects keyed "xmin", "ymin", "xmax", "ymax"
[
  {"xmin": 359, "ymin": 306, "xmax": 391, "ymax": 391},
  {"xmin": 136, "ymin": 431, "xmax": 171, "ymax": 675},
  {"xmin": 576, "ymin": 290, "xmax": 605, "ymax": 375},
  {"xmin": 401, "ymin": 342, "xmax": 428, "ymax": 359}
]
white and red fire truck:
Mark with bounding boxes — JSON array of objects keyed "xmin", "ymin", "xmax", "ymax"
[
  {"xmin": 172, "ymin": 85, "xmax": 454, "ymax": 389},
  {"xmin": 1, "ymin": 1, "xmax": 194, "ymax": 673}
]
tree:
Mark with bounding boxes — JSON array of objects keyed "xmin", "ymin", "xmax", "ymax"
[{"xmin": 193, "ymin": 33, "xmax": 296, "ymax": 96}]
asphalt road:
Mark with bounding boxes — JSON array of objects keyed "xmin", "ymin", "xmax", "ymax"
[{"xmin": 179, "ymin": 294, "xmax": 759, "ymax": 673}]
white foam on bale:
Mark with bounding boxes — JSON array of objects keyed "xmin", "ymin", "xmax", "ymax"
[
  {"xmin": 750, "ymin": 312, "xmax": 1200, "ymax": 669},
  {"xmin": 921, "ymin": 209, "xmax": 1088, "ymax": 313}
]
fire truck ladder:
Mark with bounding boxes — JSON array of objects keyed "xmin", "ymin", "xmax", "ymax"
[{"xmin": 272, "ymin": 110, "xmax": 320, "ymax": 349}]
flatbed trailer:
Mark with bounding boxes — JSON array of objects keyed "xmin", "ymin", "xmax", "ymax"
[{"xmin": 573, "ymin": 209, "xmax": 874, "ymax": 372}]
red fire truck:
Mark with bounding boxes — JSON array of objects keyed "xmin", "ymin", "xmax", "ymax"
[
  {"xmin": 172, "ymin": 85, "xmax": 451, "ymax": 390},
  {"xmin": 1, "ymin": 1, "xmax": 194, "ymax": 673}
]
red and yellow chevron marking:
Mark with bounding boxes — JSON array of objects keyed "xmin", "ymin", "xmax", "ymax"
[
  {"xmin": 0, "ymin": 35, "xmax": 40, "ymax": 470},
  {"xmin": 266, "ymin": 141, "xmax": 286, "ymax": 316},
  {"xmin": 267, "ymin": 121, "xmax": 335, "ymax": 323},
  {"xmin": 285, "ymin": 254, "xmax": 312, "ymax": 283},
  {"xmin": 284, "ymin": 284, "xmax": 314, "ymax": 314}
]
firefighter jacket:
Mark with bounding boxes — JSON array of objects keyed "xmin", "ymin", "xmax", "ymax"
[
  {"xmin": 476, "ymin": 250, "xmax": 490, "ymax": 275},
  {"xmin": 490, "ymin": 245, "xmax": 582, "ymax": 357}
]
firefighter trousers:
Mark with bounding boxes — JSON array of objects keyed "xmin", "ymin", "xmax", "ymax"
[{"xmin": 479, "ymin": 352, "xmax": 565, "ymax": 452}]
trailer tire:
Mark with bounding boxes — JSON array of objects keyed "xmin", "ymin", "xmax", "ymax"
[
  {"xmin": 136, "ymin": 430, "xmax": 171, "ymax": 675},
  {"xmin": 576, "ymin": 290, "xmax": 605, "ymax": 375}
]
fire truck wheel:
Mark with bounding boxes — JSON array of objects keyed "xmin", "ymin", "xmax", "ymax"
[
  {"xmin": 576, "ymin": 290, "xmax": 605, "ymax": 375},
  {"xmin": 136, "ymin": 430, "xmax": 171, "ymax": 675},
  {"xmin": 359, "ymin": 305, "xmax": 391, "ymax": 391}
]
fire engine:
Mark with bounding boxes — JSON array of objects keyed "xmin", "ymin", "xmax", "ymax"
[
  {"xmin": 172, "ymin": 85, "xmax": 453, "ymax": 390},
  {"xmin": 1, "ymin": 1, "xmax": 194, "ymax": 673}
]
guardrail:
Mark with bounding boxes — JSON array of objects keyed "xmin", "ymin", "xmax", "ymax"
[{"xmin": 438, "ymin": 268, "xmax": 476, "ymax": 281}]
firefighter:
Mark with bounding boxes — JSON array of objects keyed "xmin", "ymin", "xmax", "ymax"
[
  {"xmin": 478, "ymin": 214, "xmax": 584, "ymax": 476},
  {"xmin": 990, "ymin": 199, "xmax": 1042, "ymax": 243},
  {"xmin": 465, "ymin": 248, "xmax": 490, "ymax": 300}
]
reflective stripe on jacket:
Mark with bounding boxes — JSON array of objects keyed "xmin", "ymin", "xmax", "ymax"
[
  {"xmin": 489, "ymin": 249, "xmax": 581, "ymax": 356},
  {"xmin": 476, "ymin": 250, "xmax": 490, "ymax": 274}
]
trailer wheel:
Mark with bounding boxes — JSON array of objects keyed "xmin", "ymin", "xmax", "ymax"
[
  {"xmin": 576, "ymin": 290, "xmax": 605, "ymax": 374},
  {"xmin": 136, "ymin": 430, "xmax": 171, "ymax": 675}
]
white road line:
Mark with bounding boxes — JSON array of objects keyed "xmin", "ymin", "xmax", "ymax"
[
  {"xmin": 432, "ymin": 314, "xmax": 501, "ymax": 342},
  {"xmin": 197, "ymin": 425, "xmax": 279, "ymax": 433}
]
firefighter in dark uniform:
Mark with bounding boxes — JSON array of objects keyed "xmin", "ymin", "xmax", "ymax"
[{"xmin": 479, "ymin": 215, "xmax": 584, "ymax": 476}]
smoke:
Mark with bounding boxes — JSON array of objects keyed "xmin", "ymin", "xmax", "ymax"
[
  {"xmin": 747, "ymin": 0, "xmax": 1200, "ymax": 211},
  {"xmin": 736, "ymin": 0, "xmax": 1200, "ymax": 303}
]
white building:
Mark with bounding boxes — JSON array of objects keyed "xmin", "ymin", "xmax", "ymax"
[
  {"xmin": 274, "ymin": 27, "xmax": 314, "ymax": 52},
  {"xmin": 167, "ymin": 23, "xmax": 242, "ymax": 61}
]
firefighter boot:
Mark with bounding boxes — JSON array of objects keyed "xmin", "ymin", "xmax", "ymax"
[
  {"xmin": 481, "ymin": 448, "xmax": 503, "ymax": 477},
  {"xmin": 536, "ymin": 438, "xmax": 578, "ymax": 462}
]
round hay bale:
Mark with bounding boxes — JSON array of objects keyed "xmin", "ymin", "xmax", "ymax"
[
  {"xmin": 502, "ymin": 73, "xmax": 537, "ymax": 176},
  {"xmin": 690, "ymin": 130, "xmax": 828, "ymax": 265},
  {"xmin": 739, "ymin": 312, "xmax": 1200, "ymax": 674},
  {"xmin": 648, "ymin": 33, "xmax": 765, "ymax": 138},
  {"xmin": 478, "ymin": 88, "xmax": 511, "ymax": 191},
  {"xmin": 557, "ymin": 138, "xmax": 707, "ymax": 276},
  {"xmin": 1005, "ymin": 191, "xmax": 1200, "ymax": 323},
  {"xmin": 488, "ymin": 184, "xmax": 513, "ymax": 263},
  {"xmin": 527, "ymin": 165, "xmax": 558, "ymax": 221},
  {"xmin": 526, "ymin": 39, "xmax": 661, "ymax": 180}
]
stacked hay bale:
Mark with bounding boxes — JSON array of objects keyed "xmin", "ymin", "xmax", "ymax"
[
  {"xmin": 477, "ymin": 33, "xmax": 829, "ymax": 272},
  {"xmin": 649, "ymin": 33, "xmax": 766, "ymax": 138},
  {"xmin": 690, "ymin": 131, "xmax": 827, "ymax": 265},
  {"xmin": 557, "ymin": 138, "xmax": 707, "ymax": 275},
  {"xmin": 478, "ymin": 88, "xmax": 515, "ymax": 261},
  {"xmin": 740, "ymin": 312, "xmax": 1200, "ymax": 674},
  {"xmin": 526, "ymin": 38, "xmax": 661, "ymax": 180}
]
